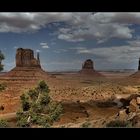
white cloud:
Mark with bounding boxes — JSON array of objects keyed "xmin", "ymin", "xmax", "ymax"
[
  {"xmin": 76, "ymin": 44, "xmax": 140, "ymax": 64},
  {"xmin": 40, "ymin": 43, "xmax": 47, "ymax": 46},
  {"xmin": 127, "ymin": 40, "xmax": 140, "ymax": 47},
  {"xmin": 0, "ymin": 12, "xmax": 73, "ymax": 33},
  {"xmin": 58, "ymin": 13, "xmax": 135, "ymax": 43},
  {"xmin": 40, "ymin": 42, "xmax": 49, "ymax": 49},
  {"xmin": 73, "ymin": 38, "xmax": 140, "ymax": 69},
  {"xmin": 42, "ymin": 46, "xmax": 49, "ymax": 49},
  {"xmin": 0, "ymin": 12, "xmax": 140, "ymax": 42},
  {"xmin": 14, "ymin": 46, "xmax": 18, "ymax": 49},
  {"xmin": 53, "ymin": 49, "xmax": 68, "ymax": 54},
  {"xmin": 36, "ymin": 49, "xmax": 41, "ymax": 52}
]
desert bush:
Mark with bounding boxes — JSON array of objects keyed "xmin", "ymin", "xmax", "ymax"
[
  {"xmin": 0, "ymin": 84, "xmax": 6, "ymax": 92},
  {"xmin": 81, "ymin": 121, "xmax": 91, "ymax": 128},
  {"xmin": 0, "ymin": 119, "xmax": 9, "ymax": 128},
  {"xmin": 17, "ymin": 80, "xmax": 63, "ymax": 128},
  {"xmin": 16, "ymin": 111, "xmax": 30, "ymax": 127},
  {"xmin": 37, "ymin": 80, "xmax": 50, "ymax": 93},
  {"xmin": 20, "ymin": 94, "xmax": 30, "ymax": 111},
  {"xmin": 49, "ymin": 103, "xmax": 63, "ymax": 122},
  {"xmin": 106, "ymin": 120, "xmax": 132, "ymax": 128}
]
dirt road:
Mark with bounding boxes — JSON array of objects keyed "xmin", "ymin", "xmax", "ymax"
[{"xmin": 0, "ymin": 112, "xmax": 16, "ymax": 120}]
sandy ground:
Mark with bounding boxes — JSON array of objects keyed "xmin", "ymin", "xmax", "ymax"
[{"xmin": 0, "ymin": 71, "xmax": 140, "ymax": 127}]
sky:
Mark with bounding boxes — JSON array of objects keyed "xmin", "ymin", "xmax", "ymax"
[{"xmin": 1, "ymin": 12, "xmax": 140, "ymax": 71}]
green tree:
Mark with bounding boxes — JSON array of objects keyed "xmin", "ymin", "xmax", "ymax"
[
  {"xmin": 0, "ymin": 50, "xmax": 4, "ymax": 72},
  {"xmin": 0, "ymin": 119, "xmax": 9, "ymax": 128},
  {"xmin": 16, "ymin": 80, "xmax": 63, "ymax": 128}
]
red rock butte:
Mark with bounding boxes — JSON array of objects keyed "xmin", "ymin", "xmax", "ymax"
[
  {"xmin": 0, "ymin": 48, "xmax": 48, "ymax": 80},
  {"xmin": 16, "ymin": 48, "xmax": 41, "ymax": 68},
  {"xmin": 79, "ymin": 59, "xmax": 103, "ymax": 77}
]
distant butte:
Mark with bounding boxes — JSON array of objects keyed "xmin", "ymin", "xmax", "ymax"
[
  {"xmin": 130, "ymin": 58, "xmax": 140, "ymax": 78},
  {"xmin": 79, "ymin": 59, "xmax": 103, "ymax": 77},
  {"xmin": 1, "ymin": 48, "xmax": 48, "ymax": 80}
]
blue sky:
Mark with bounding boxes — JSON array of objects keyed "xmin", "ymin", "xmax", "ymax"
[{"xmin": 1, "ymin": 12, "xmax": 140, "ymax": 71}]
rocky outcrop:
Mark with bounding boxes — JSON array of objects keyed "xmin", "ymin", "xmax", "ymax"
[
  {"xmin": 0, "ymin": 48, "xmax": 48, "ymax": 80},
  {"xmin": 138, "ymin": 58, "xmax": 140, "ymax": 71},
  {"xmin": 16, "ymin": 48, "xmax": 41, "ymax": 68},
  {"xmin": 115, "ymin": 94, "xmax": 140, "ymax": 127},
  {"xmin": 82, "ymin": 59, "xmax": 94, "ymax": 70},
  {"xmin": 79, "ymin": 59, "xmax": 103, "ymax": 76}
]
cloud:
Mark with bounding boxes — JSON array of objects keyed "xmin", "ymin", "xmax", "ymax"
[
  {"xmin": 0, "ymin": 12, "xmax": 140, "ymax": 42},
  {"xmin": 36, "ymin": 49, "xmax": 41, "ymax": 52},
  {"xmin": 40, "ymin": 42, "xmax": 49, "ymax": 49},
  {"xmin": 58, "ymin": 13, "xmax": 135, "ymax": 43},
  {"xmin": 0, "ymin": 12, "xmax": 73, "ymax": 33},
  {"xmin": 127, "ymin": 40, "xmax": 140, "ymax": 47},
  {"xmin": 77, "ymin": 45, "xmax": 140, "ymax": 61},
  {"xmin": 53, "ymin": 49, "xmax": 67, "ymax": 53},
  {"xmin": 13, "ymin": 46, "xmax": 18, "ymax": 49},
  {"xmin": 42, "ymin": 59, "xmax": 82, "ymax": 71}
]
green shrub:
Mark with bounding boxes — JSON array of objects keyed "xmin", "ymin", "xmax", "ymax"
[
  {"xmin": 0, "ymin": 84, "xmax": 6, "ymax": 92},
  {"xmin": 106, "ymin": 120, "xmax": 131, "ymax": 128},
  {"xmin": 81, "ymin": 121, "xmax": 91, "ymax": 128},
  {"xmin": 37, "ymin": 80, "xmax": 50, "ymax": 93},
  {"xmin": 28, "ymin": 89, "xmax": 38, "ymax": 101},
  {"xmin": 40, "ymin": 93, "xmax": 50, "ymax": 106},
  {"xmin": 16, "ymin": 80, "xmax": 63, "ymax": 128},
  {"xmin": 0, "ymin": 119, "xmax": 9, "ymax": 128},
  {"xmin": 20, "ymin": 94, "xmax": 30, "ymax": 111},
  {"xmin": 49, "ymin": 103, "xmax": 63, "ymax": 122},
  {"xmin": 16, "ymin": 111, "xmax": 30, "ymax": 127}
]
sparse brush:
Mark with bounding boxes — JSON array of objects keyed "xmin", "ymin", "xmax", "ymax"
[
  {"xmin": 0, "ymin": 83, "xmax": 6, "ymax": 92},
  {"xmin": 106, "ymin": 120, "xmax": 132, "ymax": 128},
  {"xmin": 81, "ymin": 121, "xmax": 91, "ymax": 128},
  {"xmin": 0, "ymin": 119, "xmax": 9, "ymax": 128},
  {"xmin": 16, "ymin": 80, "xmax": 63, "ymax": 128}
]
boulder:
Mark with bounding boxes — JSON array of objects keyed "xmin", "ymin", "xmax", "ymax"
[
  {"xmin": 118, "ymin": 109, "xmax": 128, "ymax": 121},
  {"xmin": 136, "ymin": 97, "xmax": 140, "ymax": 105},
  {"xmin": 129, "ymin": 99, "xmax": 139, "ymax": 112}
]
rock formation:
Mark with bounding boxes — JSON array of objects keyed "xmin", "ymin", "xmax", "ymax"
[
  {"xmin": 116, "ymin": 94, "xmax": 140, "ymax": 127},
  {"xmin": 130, "ymin": 58, "xmax": 140, "ymax": 78},
  {"xmin": 138, "ymin": 58, "xmax": 140, "ymax": 71},
  {"xmin": 16, "ymin": 48, "xmax": 41, "ymax": 68},
  {"xmin": 79, "ymin": 59, "xmax": 103, "ymax": 76},
  {"xmin": 0, "ymin": 48, "xmax": 48, "ymax": 80},
  {"xmin": 82, "ymin": 59, "xmax": 94, "ymax": 70}
]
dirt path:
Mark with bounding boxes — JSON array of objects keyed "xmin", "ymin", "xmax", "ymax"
[{"xmin": 0, "ymin": 112, "xmax": 16, "ymax": 120}]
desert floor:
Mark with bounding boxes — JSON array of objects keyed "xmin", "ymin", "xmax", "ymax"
[{"xmin": 0, "ymin": 71, "xmax": 140, "ymax": 127}]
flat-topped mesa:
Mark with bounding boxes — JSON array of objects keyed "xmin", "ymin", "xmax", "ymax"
[{"xmin": 16, "ymin": 48, "xmax": 41, "ymax": 68}]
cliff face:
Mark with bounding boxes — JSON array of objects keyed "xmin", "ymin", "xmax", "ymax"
[{"xmin": 16, "ymin": 48, "xmax": 41, "ymax": 68}]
